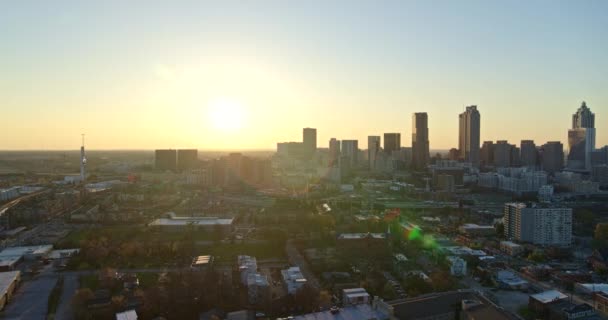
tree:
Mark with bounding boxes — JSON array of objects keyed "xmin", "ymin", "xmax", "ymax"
[
  {"xmin": 595, "ymin": 223, "xmax": 608, "ymax": 249},
  {"xmin": 382, "ymin": 282, "xmax": 397, "ymax": 300}
]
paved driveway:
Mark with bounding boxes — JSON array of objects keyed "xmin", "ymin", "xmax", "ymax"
[{"xmin": 1, "ymin": 274, "xmax": 57, "ymax": 320}]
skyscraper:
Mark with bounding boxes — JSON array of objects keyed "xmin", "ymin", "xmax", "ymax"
[
  {"xmin": 480, "ymin": 141, "xmax": 494, "ymax": 167},
  {"xmin": 568, "ymin": 102, "xmax": 596, "ymax": 171},
  {"xmin": 458, "ymin": 105, "xmax": 481, "ymax": 167},
  {"xmin": 329, "ymin": 138, "xmax": 341, "ymax": 166},
  {"xmin": 540, "ymin": 141, "xmax": 564, "ymax": 174},
  {"xmin": 520, "ymin": 140, "xmax": 538, "ymax": 168},
  {"xmin": 493, "ymin": 141, "xmax": 512, "ymax": 168},
  {"xmin": 412, "ymin": 113, "xmax": 429, "ymax": 170},
  {"xmin": 341, "ymin": 140, "xmax": 359, "ymax": 167},
  {"xmin": 155, "ymin": 149, "xmax": 177, "ymax": 171},
  {"xmin": 383, "ymin": 133, "xmax": 401, "ymax": 154},
  {"xmin": 303, "ymin": 127, "xmax": 317, "ymax": 157},
  {"xmin": 368, "ymin": 136, "xmax": 381, "ymax": 170},
  {"xmin": 572, "ymin": 101, "xmax": 595, "ymax": 129},
  {"xmin": 80, "ymin": 134, "xmax": 86, "ymax": 182},
  {"xmin": 177, "ymin": 149, "xmax": 198, "ymax": 171}
]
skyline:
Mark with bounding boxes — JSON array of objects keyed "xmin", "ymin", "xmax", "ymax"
[{"xmin": 1, "ymin": 1, "xmax": 607, "ymax": 150}]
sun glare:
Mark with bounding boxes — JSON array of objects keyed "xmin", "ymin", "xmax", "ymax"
[{"xmin": 207, "ymin": 97, "xmax": 246, "ymax": 131}]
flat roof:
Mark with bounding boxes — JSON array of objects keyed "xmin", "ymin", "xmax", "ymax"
[
  {"xmin": 337, "ymin": 233, "xmax": 386, "ymax": 239},
  {"xmin": 531, "ymin": 290, "xmax": 567, "ymax": 304},
  {"xmin": 0, "ymin": 245, "xmax": 53, "ymax": 258},
  {"xmin": 293, "ymin": 304, "xmax": 388, "ymax": 320},
  {"xmin": 116, "ymin": 310, "xmax": 138, "ymax": 320},
  {"xmin": 192, "ymin": 255, "xmax": 213, "ymax": 266},
  {"xmin": 0, "ymin": 271, "xmax": 20, "ymax": 298},
  {"xmin": 500, "ymin": 241, "xmax": 521, "ymax": 248},
  {"xmin": 149, "ymin": 217, "xmax": 234, "ymax": 226}
]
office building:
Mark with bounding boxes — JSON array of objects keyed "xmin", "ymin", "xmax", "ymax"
[
  {"xmin": 503, "ymin": 203, "xmax": 572, "ymax": 246},
  {"xmin": 368, "ymin": 136, "xmax": 381, "ymax": 170},
  {"xmin": 458, "ymin": 105, "xmax": 481, "ymax": 167},
  {"xmin": 155, "ymin": 149, "xmax": 177, "ymax": 171},
  {"xmin": 493, "ymin": 141, "xmax": 513, "ymax": 168},
  {"xmin": 540, "ymin": 141, "xmax": 564, "ymax": 174},
  {"xmin": 520, "ymin": 140, "xmax": 538, "ymax": 168},
  {"xmin": 568, "ymin": 128, "xmax": 596, "ymax": 171},
  {"xmin": 277, "ymin": 142, "xmax": 304, "ymax": 158},
  {"xmin": 303, "ymin": 127, "xmax": 317, "ymax": 157},
  {"xmin": 480, "ymin": 141, "xmax": 494, "ymax": 167},
  {"xmin": 593, "ymin": 165, "xmax": 608, "ymax": 187},
  {"xmin": 568, "ymin": 102, "xmax": 596, "ymax": 171},
  {"xmin": 383, "ymin": 133, "xmax": 401, "ymax": 154},
  {"xmin": 412, "ymin": 112, "xmax": 429, "ymax": 169},
  {"xmin": 177, "ymin": 149, "xmax": 198, "ymax": 171},
  {"xmin": 572, "ymin": 101, "xmax": 595, "ymax": 129},
  {"xmin": 341, "ymin": 140, "xmax": 359, "ymax": 167}
]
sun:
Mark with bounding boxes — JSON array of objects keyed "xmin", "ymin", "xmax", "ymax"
[{"xmin": 207, "ymin": 97, "xmax": 246, "ymax": 131}]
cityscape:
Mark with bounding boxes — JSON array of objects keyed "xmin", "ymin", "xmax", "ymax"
[{"xmin": 1, "ymin": 1, "xmax": 608, "ymax": 320}]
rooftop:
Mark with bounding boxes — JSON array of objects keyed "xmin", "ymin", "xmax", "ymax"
[
  {"xmin": 192, "ymin": 255, "xmax": 213, "ymax": 267},
  {"xmin": 115, "ymin": 310, "xmax": 138, "ymax": 320},
  {"xmin": 149, "ymin": 217, "xmax": 234, "ymax": 226},
  {"xmin": 530, "ymin": 290, "xmax": 568, "ymax": 304},
  {"xmin": 0, "ymin": 245, "xmax": 53, "ymax": 259},
  {"xmin": 293, "ymin": 304, "xmax": 389, "ymax": 320},
  {"xmin": 0, "ymin": 271, "xmax": 20, "ymax": 299},
  {"xmin": 337, "ymin": 233, "xmax": 386, "ymax": 240}
]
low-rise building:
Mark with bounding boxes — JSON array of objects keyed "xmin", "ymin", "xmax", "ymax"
[
  {"xmin": 0, "ymin": 245, "xmax": 53, "ymax": 261},
  {"xmin": 116, "ymin": 310, "xmax": 138, "ymax": 320},
  {"xmin": 149, "ymin": 212, "xmax": 233, "ymax": 235},
  {"xmin": 0, "ymin": 271, "xmax": 20, "ymax": 310},
  {"xmin": 342, "ymin": 288, "xmax": 371, "ymax": 306},
  {"xmin": 246, "ymin": 272, "xmax": 270, "ymax": 305},
  {"xmin": 281, "ymin": 266, "xmax": 306, "ymax": 295},
  {"xmin": 447, "ymin": 256, "xmax": 467, "ymax": 276},
  {"xmin": 495, "ymin": 270, "xmax": 528, "ymax": 290},
  {"xmin": 337, "ymin": 233, "xmax": 387, "ymax": 251},
  {"xmin": 191, "ymin": 255, "xmax": 214, "ymax": 272},
  {"xmin": 529, "ymin": 290, "xmax": 568, "ymax": 317},
  {"xmin": 500, "ymin": 241, "xmax": 524, "ymax": 256},
  {"xmin": 458, "ymin": 224, "xmax": 495, "ymax": 237}
]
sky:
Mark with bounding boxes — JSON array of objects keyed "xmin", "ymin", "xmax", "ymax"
[{"xmin": 1, "ymin": 0, "xmax": 607, "ymax": 150}]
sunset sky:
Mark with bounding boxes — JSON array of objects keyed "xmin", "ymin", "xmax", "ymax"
[{"xmin": 1, "ymin": 1, "xmax": 607, "ymax": 150}]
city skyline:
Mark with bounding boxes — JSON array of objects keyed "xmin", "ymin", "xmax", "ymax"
[{"xmin": 1, "ymin": 1, "xmax": 607, "ymax": 150}]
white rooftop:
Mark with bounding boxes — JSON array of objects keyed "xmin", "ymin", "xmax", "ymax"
[
  {"xmin": 500, "ymin": 241, "xmax": 521, "ymax": 248},
  {"xmin": 530, "ymin": 290, "xmax": 567, "ymax": 304},
  {"xmin": 116, "ymin": 310, "xmax": 138, "ymax": 320}
]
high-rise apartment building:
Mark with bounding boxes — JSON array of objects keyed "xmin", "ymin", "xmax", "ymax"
[
  {"xmin": 303, "ymin": 128, "xmax": 317, "ymax": 157},
  {"xmin": 480, "ymin": 141, "xmax": 494, "ymax": 168},
  {"xmin": 568, "ymin": 102, "xmax": 596, "ymax": 171},
  {"xmin": 520, "ymin": 140, "xmax": 538, "ymax": 168},
  {"xmin": 155, "ymin": 149, "xmax": 177, "ymax": 171},
  {"xmin": 458, "ymin": 105, "xmax": 481, "ymax": 167},
  {"xmin": 540, "ymin": 141, "xmax": 564, "ymax": 174},
  {"xmin": 368, "ymin": 136, "xmax": 381, "ymax": 170},
  {"xmin": 412, "ymin": 113, "xmax": 429, "ymax": 170},
  {"xmin": 493, "ymin": 141, "xmax": 513, "ymax": 168},
  {"xmin": 341, "ymin": 140, "xmax": 359, "ymax": 167},
  {"xmin": 329, "ymin": 138, "xmax": 341, "ymax": 166},
  {"xmin": 383, "ymin": 133, "xmax": 401, "ymax": 154},
  {"xmin": 503, "ymin": 203, "xmax": 572, "ymax": 246}
]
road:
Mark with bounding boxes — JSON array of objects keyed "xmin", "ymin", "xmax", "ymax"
[
  {"xmin": 1, "ymin": 268, "xmax": 57, "ymax": 320},
  {"xmin": 285, "ymin": 240, "xmax": 320, "ymax": 290},
  {"xmin": 54, "ymin": 274, "xmax": 78, "ymax": 320}
]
